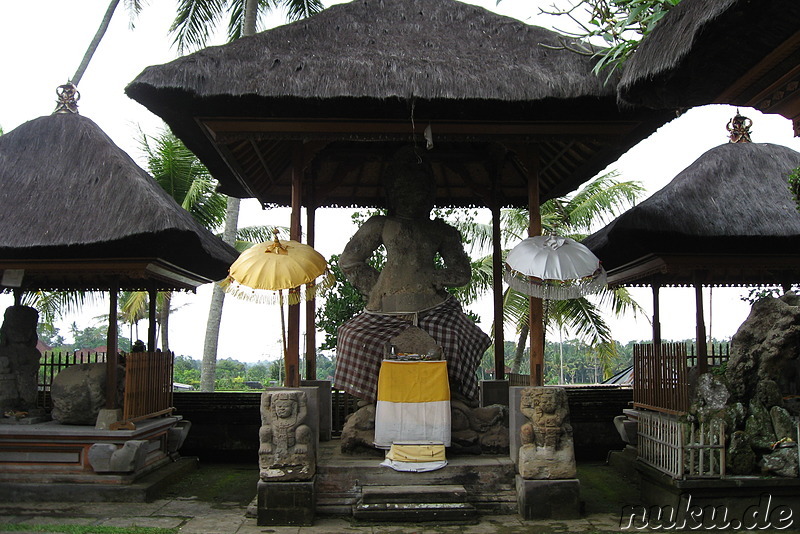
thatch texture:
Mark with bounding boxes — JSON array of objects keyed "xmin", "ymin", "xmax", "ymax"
[
  {"xmin": 618, "ymin": 0, "xmax": 800, "ymax": 110},
  {"xmin": 583, "ymin": 142, "xmax": 800, "ymax": 286},
  {"xmin": 0, "ymin": 113, "xmax": 238, "ymax": 290},
  {"xmin": 126, "ymin": 0, "xmax": 671, "ymax": 207},
  {"xmin": 130, "ymin": 0, "xmax": 609, "ymax": 104}
]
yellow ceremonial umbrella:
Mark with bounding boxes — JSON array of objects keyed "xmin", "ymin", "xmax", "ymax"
[{"xmin": 221, "ymin": 229, "xmax": 334, "ymax": 383}]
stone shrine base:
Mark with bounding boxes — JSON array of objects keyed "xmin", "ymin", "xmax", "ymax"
[
  {"xmin": 257, "ymin": 478, "xmax": 316, "ymax": 526},
  {"xmin": 0, "ymin": 416, "xmax": 196, "ymax": 502},
  {"xmin": 516, "ymin": 476, "xmax": 581, "ymax": 519},
  {"xmin": 637, "ymin": 461, "xmax": 800, "ymax": 523}
]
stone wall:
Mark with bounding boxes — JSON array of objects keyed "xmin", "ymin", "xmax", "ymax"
[{"xmin": 172, "ymin": 385, "xmax": 631, "ymax": 461}]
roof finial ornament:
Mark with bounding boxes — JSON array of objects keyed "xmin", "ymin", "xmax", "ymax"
[
  {"xmin": 727, "ymin": 110, "xmax": 752, "ymax": 143},
  {"xmin": 54, "ymin": 82, "xmax": 80, "ymax": 114}
]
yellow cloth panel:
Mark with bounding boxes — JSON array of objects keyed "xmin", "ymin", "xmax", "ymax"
[
  {"xmin": 377, "ymin": 360, "xmax": 450, "ymax": 403},
  {"xmin": 386, "ymin": 443, "xmax": 446, "ymax": 462}
]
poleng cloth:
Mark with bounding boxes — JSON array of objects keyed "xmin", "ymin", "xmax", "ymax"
[
  {"xmin": 333, "ymin": 297, "xmax": 491, "ymax": 402},
  {"xmin": 374, "ymin": 360, "xmax": 450, "ymax": 448}
]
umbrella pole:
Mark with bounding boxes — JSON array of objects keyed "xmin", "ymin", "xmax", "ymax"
[{"xmin": 279, "ymin": 290, "xmax": 289, "ymax": 386}]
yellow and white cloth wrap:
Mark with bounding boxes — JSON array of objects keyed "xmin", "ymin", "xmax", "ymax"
[{"xmin": 374, "ymin": 360, "xmax": 450, "ymax": 472}]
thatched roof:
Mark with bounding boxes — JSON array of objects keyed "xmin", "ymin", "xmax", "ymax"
[
  {"xmin": 126, "ymin": 0, "xmax": 671, "ymax": 208},
  {"xmin": 0, "ymin": 113, "xmax": 238, "ymax": 291},
  {"xmin": 582, "ymin": 142, "xmax": 800, "ymax": 286},
  {"xmin": 618, "ymin": 0, "xmax": 800, "ymax": 113}
]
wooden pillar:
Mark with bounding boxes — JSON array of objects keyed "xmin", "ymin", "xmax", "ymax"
[
  {"xmin": 105, "ymin": 285, "xmax": 119, "ymax": 409},
  {"xmin": 695, "ymin": 278, "xmax": 708, "ymax": 374},
  {"xmin": 491, "ymin": 203, "xmax": 505, "ymax": 381},
  {"xmin": 286, "ymin": 144, "xmax": 303, "ymax": 387},
  {"xmin": 305, "ymin": 204, "xmax": 317, "ymax": 381},
  {"xmin": 147, "ymin": 288, "xmax": 157, "ymax": 352},
  {"xmin": 525, "ymin": 149, "xmax": 544, "ymax": 387},
  {"xmin": 652, "ymin": 284, "xmax": 662, "ymax": 347}
]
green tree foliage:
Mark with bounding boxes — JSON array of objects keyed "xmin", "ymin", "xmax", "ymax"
[
  {"xmin": 315, "ymin": 255, "xmax": 369, "ymax": 350},
  {"xmin": 539, "ymin": 0, "xmax": 682, "ymax": 76}
]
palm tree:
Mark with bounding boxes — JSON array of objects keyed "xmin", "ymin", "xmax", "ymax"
[
  {"xmin": 170, "ymin": 0, "xmax": 324, "ymax": 53},
  {"xmin": 458, "ymin": 171, "xmax": 646, "ymax": 381}
]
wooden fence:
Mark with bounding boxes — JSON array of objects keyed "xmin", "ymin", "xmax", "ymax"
[
  {"xmin": 633, "ymin": 343, "xmax": 689, "ymax": 415},
  {"xmin": 121, "ymin": 351, "xmax": 174, "ymax": 422},
  {"xmin": 637, "ymin": 410, "xmax": 726, "ymax": 479},
  {"xmin": 37, "ymin": 350, "xmax": 174, "ymax": 425},
  {"xmin": 687, "ymin": 342, "xmax": 730, "ymax": 368}
]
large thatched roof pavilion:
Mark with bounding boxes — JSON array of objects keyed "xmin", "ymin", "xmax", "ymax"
[
  {"xmin": 0, "ymin": 107, "xmax": 238, "ymax": 413},
  {"xmin": 618, "ymin": 0, "xmax": 800, "ymax": 134},
  {"xmin": 583, "ymin": 140, "xmax": 800, "ymax": 370},
  {"xmin": 126, "ymin": 0, "xmax": 673, "ymax": 387},
  {"xmin": 0, "ymin": 112, "xmax": 237, "ymax": 292}
]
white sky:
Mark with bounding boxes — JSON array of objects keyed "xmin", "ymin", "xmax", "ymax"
[{"xmin": 1, "ymin": 1, "xmax": 799, "ymax": 362}]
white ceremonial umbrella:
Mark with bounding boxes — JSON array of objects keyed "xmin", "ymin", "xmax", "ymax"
[{"xmin": 503, "ymin": 235, "xmax": 606, "ymax": 300}]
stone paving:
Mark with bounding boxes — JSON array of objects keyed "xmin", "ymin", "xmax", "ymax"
[{"xmin": 0, "ymin": 497, "xmax": 627, "ymax": 533}]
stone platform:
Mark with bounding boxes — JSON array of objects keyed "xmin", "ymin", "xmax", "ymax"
[
  {"xmin": 314, "ymin": 440, "xmax": 517, "ymax": 517},
  {"xmin": 0, "ymin": 416, "xmax": 195, "ymax": 501}
]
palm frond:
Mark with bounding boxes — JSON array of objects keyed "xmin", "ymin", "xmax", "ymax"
[
  {"xmin": 21, "ymin": 291, "xmax": 95, "ymax": 325},
  {"xmin": 563, "ymin": 171, "xmax": 644, "ymax": 232},
  {"xmin": 124, "ymin": 0, "xmax": 144, "ymax": 29},
  {"xmin": 170, "ymin": 0, "xmax": 228, "ymax": 53},
  {"xmin": 282, "ymin": 0, "xmax": 324, "ymax": 21},
  {"xmin": 233, "ymin": 224, "xmax": 287, "ymax": 252}
]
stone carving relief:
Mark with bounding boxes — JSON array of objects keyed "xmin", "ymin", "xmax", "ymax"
[
  {"xmin": 518, "ymin": 387, "xmax": 576, "ymax": 480},
  {"xmin": 259, "ymin": 390, "xmax": 315, "ymax": 481}
]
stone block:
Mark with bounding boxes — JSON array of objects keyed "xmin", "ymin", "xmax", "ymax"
[
  {"xmin": 301, "ymin": 380, "xmax": 332, "ymax": 441},
  {"xmin": 88, "ymin": 439, "xmax": 148, "ymax": 473},
  {"xmin": 257, "ymin": 479, "xmax": 315, "ymax": 526},
  {"xmin": 166, "ymin": 419, "xmax": 192, "ymax": 454},
  {"xmin": 516, "ymin": 476, "xmax": 581, "ymax": 519},
  {"xmin": 509, "ymin": 387, "xmax": 527, "ymax": 466},
  {"xmin": 480, "ymin": 380, "xmax": 509, "ymax": 407}
]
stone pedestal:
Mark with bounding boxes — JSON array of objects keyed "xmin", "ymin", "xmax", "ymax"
[
  {"xmin": 516, "ymin": 476, "xmax": 580, "ymax": 519},
  {"xmin": 509, "ymin": 387, "xmax": 527, "ymax": 466},
  {"xmin": 301, "ymin": 380, "xmax": 332, "ymax": 441},
  {"xmin": 480, "ymin": 380, "xmax": 509, "ymax": 407},
  {"xmin": 257, "ymin": 478, "xmax": 315, "ymax": 526}
]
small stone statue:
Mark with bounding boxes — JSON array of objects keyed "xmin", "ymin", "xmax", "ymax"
[
  {"xmin": 258, "ymin": 390, "xmax": 315, "ymax": 481},
  {"xmin": 0, "ymin": 305, "xmax": 41, "ymax": 414},
  {"xmin": 518, "ymin": 387, "xmax": 576, "ymax": 479}
]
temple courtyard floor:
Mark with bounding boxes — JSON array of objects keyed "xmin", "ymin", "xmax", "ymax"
[{"xmin": 1, "ymin": 460, "xmax": 798, "ymax": 533}]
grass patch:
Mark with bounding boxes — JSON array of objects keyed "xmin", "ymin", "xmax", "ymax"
[{"xmin": 0, "ymin": 525, "xmax": 177, "ymax": 534}]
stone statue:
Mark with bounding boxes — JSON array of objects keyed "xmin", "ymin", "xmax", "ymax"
[
  {"xmin": 518, "ymin": 387, "xmax": 576, "ymax": 479},
  {"xmin": 0, "ymin": 305, "xmax": 42, "ymax": 415},
  {"xmin": 258, "ymin": 390, "xmax": 314, "ymax": 481},
  {"xmin": 333, "ymin": 147, "xmax": 491, "ymax": 403}
]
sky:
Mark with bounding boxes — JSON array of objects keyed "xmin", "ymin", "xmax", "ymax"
[{"xmin": 1, "ymin": 1, "xmax": 800, "ymax": 363}]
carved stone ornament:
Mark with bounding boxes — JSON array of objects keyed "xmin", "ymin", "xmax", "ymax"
[
  {"xmin": 518, "ymin": 387, "xmax": 576, "ymax": 480},
  {"xmin": 258, "ymin": 390, "xmax": 315, "ymax": 481}
]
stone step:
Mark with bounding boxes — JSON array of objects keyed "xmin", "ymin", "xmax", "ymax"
[
  {"xmin": 353, "ymin": 501, "xmax": 478, "ymax": 522},
  {"xmin": 360, "ymin": 484, "xmax": 468, "ymax": 504},
  {"xmin": 354, "ymin": 485, "xmax": 478, "ymax": 522}
]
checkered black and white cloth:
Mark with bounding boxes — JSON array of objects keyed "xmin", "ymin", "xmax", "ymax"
[{"xmin": 334, "ymin": 298, "xmax": 491, "ymax": 402}]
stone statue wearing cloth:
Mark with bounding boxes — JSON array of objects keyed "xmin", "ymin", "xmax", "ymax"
[{"xmin": 333, "ymin": 147, "xmax": 491, "ymax": 403}]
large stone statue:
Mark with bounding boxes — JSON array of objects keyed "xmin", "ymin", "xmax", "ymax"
[
  {"xmin": 0, "ymin": 305, "xmax": 41, "ymax": 415},
  {"xmin": 333, "ymin": 147, "xmax": 491, "ymax": 403},
  {"xmin": 258, "ymin": 390, "xmax": 314, "ymax": 481},
  {"xmin": 518, "ymin": 387, "xmax": 576, "ymax": 479}
]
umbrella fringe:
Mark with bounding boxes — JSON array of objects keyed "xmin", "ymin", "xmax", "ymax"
[
  {"xmin": 503, "ymin": 267, "xmax": 607, "ymax": 300},
  {"xmin": 219, "ymin": 269, "xmax": 336, "ymax": 304}
]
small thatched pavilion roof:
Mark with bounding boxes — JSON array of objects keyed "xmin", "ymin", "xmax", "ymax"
[
  {"xmin": 582, "ymin": 142, "xmax": 800, "ymax": 287},
  {"xmin": 0, "ymin": 112, "xmax": 238, "ymax": 291},
  {"xmin": 618, "ymin": 0, "xmax": 800, "ymax": 132},
  {"xmin": 126, "ymin": 0, "xmax": 671, "ymax": 209}
]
